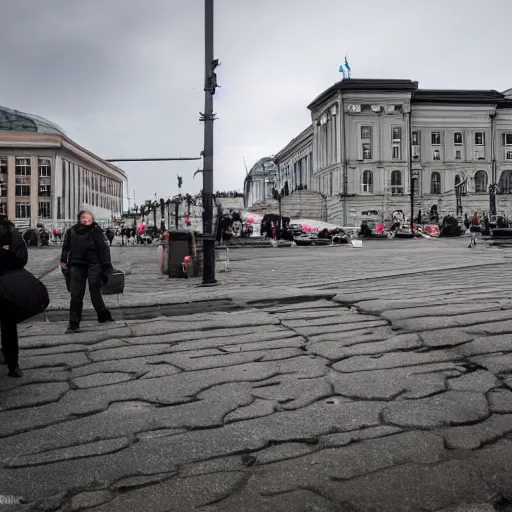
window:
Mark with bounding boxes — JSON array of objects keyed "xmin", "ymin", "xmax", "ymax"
[
  {"xmin": 15, "ymin": 184, "xmax": 30, "ymax": 196},
  {"xmin": 391, "ymin": 170, "xmax": 403, "ymax": 195},
  {"xmin": 361, "ymin": 126, "xmax": 371, "ymax": 139},
  {"xmin": 0, "ymin": 158, "xmax": 6, "ymax": 198},
  {"xmin": 453, "ymin": 132, "xmax": 463, "ymax": 145},
  {"xmin": 455, "ymin": 150, "xmax": 461, "ymax": 160},
  {"xmin": 412, "ymin": 177, "xmax": 419, "ymax": 195},
  {"xmin": 38, "ymin": 202, "xmax": 51, "ymax": 219},
  {"xmin": 362, "ymin": 170, "xmax": 373, "ymax": 193},
  {"xmin": 499, "ymin": 170, "xmax": 512, "ymax": 194},
  {"xmin": 412, "ymin": 131, "xmax": 420, "ymax": 146},
  {"xmin": 15, "ymin": 202, "xmax": 30, "ymax": 218},
  {"xmin": 433, "ymin": 149, "xmax": 440, "ymax": 160},
  {"xmin": 431, "ymin": 172, "xmax": 441, "ymax": 194},
  {"xmin": 15, "ymin": 158, "xmax": 31, "ymax": 176},
  {"xmin": 361, "ymin": 126, "xmax": 372, "ymax": 160},
  {"xmin": 475, "ymin": 132, "xmax": 485, "ymax": 145},
  {"xmin": 474, "ymin": 170, "xmax": 488, "ymax": 193},
  {"xmin": 39, "ymin": 184, "xmax": 51, "ymax": 197},
  {"xmin": 392, "ymin": 127, "xmax": 401, "ymax": 143},
  {"xmin": 392, "ymin": 145, "xmax": 401, "ymax": 159},
  {"xmin": 431, "ymin": 132, "xmax": 441, "ymax": 145},
  {"xmin": 503, "ymin": 133, "xmax": 512, "ymax": 146},
  {"xmin": 0, "ymin": 203, "xmax": 6, "ymax": 215},
  {"xmin": 506, "ymin": 151, "xmax": 512, "ymax": 160},
  {"xmin": 38, "ymin": 158, "xmax": 51, "ymax": 177},
  {"xmin": 455, "ymin": 174, "xmax": 461, "ymax": 187}
]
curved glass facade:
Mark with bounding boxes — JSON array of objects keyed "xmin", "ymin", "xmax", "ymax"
[{"xmin": 0, "ymin": 106, "xmax": 66, "ymax": 136}]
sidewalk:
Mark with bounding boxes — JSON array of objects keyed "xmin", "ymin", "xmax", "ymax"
[{"xmin": 1, "ymin": 241, "xmax": 512, "ymax": 511}]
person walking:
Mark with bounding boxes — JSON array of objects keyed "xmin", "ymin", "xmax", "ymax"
[
  {"xmin": 60, "ymin": 210, "xmax": 113, "ymax": 332},
  {"xmin": 105, "ymin": 228, "xmax": 115, "ymax": 247},
  {"xmin": 0, "ymin": 215, "xmax": 29, "ymax": 377}
]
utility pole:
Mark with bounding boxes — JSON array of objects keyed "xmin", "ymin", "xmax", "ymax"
[{"xmin": 200, "ymin": 0, "xmax": 218, "ymax": 285}]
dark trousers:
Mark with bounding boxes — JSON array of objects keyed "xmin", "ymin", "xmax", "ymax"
[
  {"xmin": 1, "ymin": 320, "xmax": 18, "ymax": 370},
  {"xmin": 69, "ymin": 264, "xmax": 107, "ymax": 326}
]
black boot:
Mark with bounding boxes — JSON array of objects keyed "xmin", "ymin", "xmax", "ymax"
[
  {"xmin": 8, "ymin": 366, "xmax": 23, "ymax": 378},
  {"xmin": 66, "ymin": 323, "xmax": 80, "ymax": 333},
  {"xmin": 98, "ymin": 310, "xmax": 113, "ymax": 323}
]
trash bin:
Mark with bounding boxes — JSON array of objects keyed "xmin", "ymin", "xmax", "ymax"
[
  {"xmin": 157, "ymin": 240, "xmax": 168, "ymax": 275},
  {"xmin": 167, "ymin": 230, "xmax": 200, "ymax": 278}
]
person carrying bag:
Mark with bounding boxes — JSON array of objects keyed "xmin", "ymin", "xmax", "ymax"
[
  {"xmin": 0, "ymin": 215, "xmax": 50, "ymax": 377},
  {"xmin": 60, "ymin": 210, "xmax": 114, "ymax": 333}
]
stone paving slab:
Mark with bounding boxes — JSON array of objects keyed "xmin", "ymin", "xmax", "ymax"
[{"xmin": 2, "ymin": 241, "xmax": 512, "ymax": 510}]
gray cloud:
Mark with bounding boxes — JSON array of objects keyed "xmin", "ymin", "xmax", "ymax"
[{"xmin": 0, "ymin": 0, "xmax": 511, "ymax": 204}]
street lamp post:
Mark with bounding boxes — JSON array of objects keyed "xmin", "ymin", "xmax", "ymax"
[
  {"xmin": 200, "ymin": 0, "xmax": 218, "ymax": 285},
  {"xmin": 160, "ymin": 198, "xmax": 166, "ymax": 232},
  {"xmin": 165, "ymin": 199, "xmax": 171, "ymax": 229}
]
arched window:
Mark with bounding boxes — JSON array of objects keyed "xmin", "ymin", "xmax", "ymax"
[
  {"xmin": 431, "ymin": 172, "xmax": 441, "ymax": 194},
  {"xmin": 362, "ymin": 170, "xmax": 373, "ymax": 193},
  {"xmin": 391, "ymin": 170, "xmax": 403, "ymax": 195},
  {"xmin": 498, "ymin": 171, "xmax": 512, "ymax": 194},
  {"xmin": 454, "ymin": 174, "xmax": 461, "ymax": 187},
  {"xmin": 475, "ymin": 170, "xmax": 488, "ymax": 193}
]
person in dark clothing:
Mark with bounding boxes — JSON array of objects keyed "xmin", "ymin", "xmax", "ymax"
[
  {"xmin": 0, "ymin": 214, "xmax": 28, "ymax": 377},
  {"xmin": 60, "ymin": 211, "xmax": 113, "ymax": 332},
  {"xmin": 105, "ymin": 228, "xmax": 115, "ymax": 246}
]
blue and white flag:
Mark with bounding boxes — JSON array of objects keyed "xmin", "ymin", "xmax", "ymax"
[
  {"xmin": 344, "ymin": 55, "xmax": 351, "ymax": 78},
  {"xmin": 338, "ymin": 64, "xmax": 344, "ymax": 73}
]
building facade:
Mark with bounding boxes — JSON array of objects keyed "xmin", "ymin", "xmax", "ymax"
[
  {"xmin": 274, "ymin": 126, "xmax": 313, "ymax": 192},
  {"xmin": 275, "ymin": 79, "xmax": 512, "ymax": 226},
  {"xmin": 0, "ymin": 107, "xmax": 126, "ymax": 229},
  {"xmin": 243, "ymin": 156, "xmax": 278, "ymax": 209}
]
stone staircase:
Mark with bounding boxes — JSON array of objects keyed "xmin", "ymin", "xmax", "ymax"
[
  {"xmin": 248, "ymin": 200, "xmax": 279, "ymax": 215},
  {"xmin": 281, "ymin": 190, "xmax": 326, "ymax": 221}
]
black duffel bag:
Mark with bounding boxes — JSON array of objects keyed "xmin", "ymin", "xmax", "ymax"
[
  {"xmin": 101, "ymin": 269, "xmax": 125, "ymax": 295},
  {"xmin": 0, "ymin": 268, "xmax": 50, "ymax": 323}
]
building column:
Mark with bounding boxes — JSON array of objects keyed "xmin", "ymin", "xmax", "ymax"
[
  {"xmin": 313, "ymin": 123, "xmax": 318, "ymax": 173},
  {"xmin": 7, "ymin": 156, "xmax": 15, "ymax": 220},
  {"xmin": 30, "ymin": 156, "xmax": 39, "ymax": 227}
]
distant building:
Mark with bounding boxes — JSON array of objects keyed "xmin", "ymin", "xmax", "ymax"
[
  {"xmin": 274, "ymin": 79, "xmax": 512, "ymax": 225},
  {"xmin": 0, "ymin": 106, "xmax": 126, "ymax": 229},
  {"xmin": 274, "ymin": 126, "xmax": 313, "ymax": 193},
  {"xmin": 243, "ymin": 156, "xmax": 278, "ymax": 209}
]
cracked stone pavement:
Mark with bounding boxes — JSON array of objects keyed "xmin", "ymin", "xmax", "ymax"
[{"xmin": 2, "ymin": 240, "xmax": 512, "ymax": 511}]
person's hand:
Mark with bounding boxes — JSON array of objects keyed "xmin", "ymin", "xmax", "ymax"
[
  {"xmin": 60, "ymin": 262, "xmax": 68, "ymax": 270},
  {"xmin": 2, "ymin": 245, "xmax": 10, "ymax": 250}
]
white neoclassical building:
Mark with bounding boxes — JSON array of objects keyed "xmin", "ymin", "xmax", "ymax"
[
  {"xmin": 243, "ymin": 156, "xmax": 278, "ymax": 209},
  {"xmin": 274, "ymin": 79, "xmax": 512, "ymax": 226}
]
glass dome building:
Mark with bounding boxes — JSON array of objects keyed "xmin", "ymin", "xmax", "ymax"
[
  {"xmin": 0, "ymin": 106, "xmax": 126, "ymax": 229},
  {"xmin": 0, "ymin": 107, "xmax": 67, "ymax": 136}
]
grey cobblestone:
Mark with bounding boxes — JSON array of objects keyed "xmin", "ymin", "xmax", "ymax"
[{"xmin": 2, "ymin": 239, "xmax": 512, "ymax": 511}]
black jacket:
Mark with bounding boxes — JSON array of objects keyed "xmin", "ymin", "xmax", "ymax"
[
  {"xmin": 60, "ymin": 223, "xmax": 112, "ymax": 269},
  {"xmin": 0, "ymin": 223, "xmax": 28, "ymax": 273}
]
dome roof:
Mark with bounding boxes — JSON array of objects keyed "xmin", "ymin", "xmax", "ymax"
[
  {"xmin": 248, "ymin": 156, "xmax": 277, "ymax": 178},
  {"xmin": 0, "ymin": 106, "xmax": 66, "ymax": 136}
]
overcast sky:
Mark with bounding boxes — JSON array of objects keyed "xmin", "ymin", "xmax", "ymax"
[{"xmin": 1, "ymin": 0, "xmax": 511, "ymax": 207}]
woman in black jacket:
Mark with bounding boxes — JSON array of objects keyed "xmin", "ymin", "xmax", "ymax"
[
  {"xmin": 0, "ymin": 215, "xmax": 28, "ymax": 377},
  {"xmin": 60, "ymin": 211, "xmax": 113, "ymax": 332}
]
